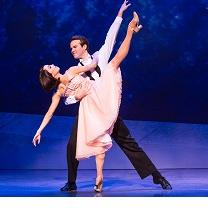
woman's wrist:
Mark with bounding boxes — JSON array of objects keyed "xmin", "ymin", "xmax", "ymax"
[{"xmin": 36, "ymin": 129, "xmax": 42, "ymax": 134}]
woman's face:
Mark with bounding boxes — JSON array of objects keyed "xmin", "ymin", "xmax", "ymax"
[{"xmin": 43, "ymin": 64, "xmax": 60, "ymax": 79}]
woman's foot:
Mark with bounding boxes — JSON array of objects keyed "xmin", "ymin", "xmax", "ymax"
[
  {"xmin": 128, "ymin": 11, "xmax": 143, "ymax": 32},
  {"xmin": 94, "ymin": 176, "xmax": 103, "ymax": 193}
]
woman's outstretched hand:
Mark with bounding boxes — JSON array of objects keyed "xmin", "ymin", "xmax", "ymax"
[{"xmin": 32, "ymin": 132, "xmax": 41, "ymax": 147}]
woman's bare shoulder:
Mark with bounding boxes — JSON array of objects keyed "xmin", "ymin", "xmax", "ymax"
[{"xmin": 57, "ymin": 83, "xmax": 66, "ymax": 96}]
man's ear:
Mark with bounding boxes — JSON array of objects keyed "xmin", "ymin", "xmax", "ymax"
[{"xmin": 83, "ymin": 44, "xmax": 87, "ymax": 50}]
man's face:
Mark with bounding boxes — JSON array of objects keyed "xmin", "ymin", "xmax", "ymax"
[{"xmin": 70, "ymin": 40, "xmax": 86, "ymax": 59}]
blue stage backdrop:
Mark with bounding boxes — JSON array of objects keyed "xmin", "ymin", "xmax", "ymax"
[{"xmin": 0, "ymin": 0, "xmax": 207, "ymax": 123}]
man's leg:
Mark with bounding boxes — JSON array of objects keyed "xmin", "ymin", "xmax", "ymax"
[
  {"xmin": 111, "ymin": 117, "xmax": 172, "ymax": 189},
  {"xmin": 61, "ymin": 116, "xmax": 79, "ymax": 192}
]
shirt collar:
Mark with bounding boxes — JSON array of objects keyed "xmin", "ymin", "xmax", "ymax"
[{"xmin": 79, "ymin": 54, "xmax": 92, "ymax": 63}]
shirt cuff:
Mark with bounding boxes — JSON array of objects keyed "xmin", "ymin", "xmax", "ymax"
[
  {"xmin": 64, "ymin": 96, "xmax": 78, "ymax": 105},
  {"xmin": 115, "ymin": 16, "xmax": 123, "ymax": 22}
]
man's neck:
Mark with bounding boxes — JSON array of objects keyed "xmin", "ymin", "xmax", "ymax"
[{"xmin": 80, "ymin": 52, "xmax": 90, "ymax": 62}]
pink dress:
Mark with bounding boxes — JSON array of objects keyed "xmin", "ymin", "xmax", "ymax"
[{"xmin": 63, "ymin": 62, "xmax": 122, "ymax": 160}]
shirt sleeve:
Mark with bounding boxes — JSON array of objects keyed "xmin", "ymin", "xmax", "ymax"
[{"xmin": 98, "ymin": 16, "xmax": 123, "ymax": 72}]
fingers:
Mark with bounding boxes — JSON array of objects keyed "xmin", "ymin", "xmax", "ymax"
[
  {"xmin": 126, "ymin": 0, "xmax": 131, "ymax": 7},
  {"xmin": 32, "ymin": 139, "xmax": 36, "ymax": 147},
  {"xmin": 32, "ymin": 135, "xmax": 40, "ymax": 147},
  {"xmin": 126, "ymin": 3, "xmax": 131, "ymax": 9},
  {"xmin": 124, "ymin": 0, "xmax": 131, "ymax": 7},
  {"xmin": 32, "ymin": 139, "xmax": 40, "ymax": 147}
]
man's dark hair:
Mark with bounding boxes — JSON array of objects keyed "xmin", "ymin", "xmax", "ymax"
[
  {"xmin": 70, "ymin": 35, "xmax": 89, "ymax": 51},
  {"xmin": 39, "ymin": 66, "xmax": 60, "ymax": 92}
]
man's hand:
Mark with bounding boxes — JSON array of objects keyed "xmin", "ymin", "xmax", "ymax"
[
  {"xmin": 118, "ymin": 0, "xmax": 131, "ymax": 17},
  {"xmin": 75, "ymin": 82, "xmax": 91, "ymax": 100}
]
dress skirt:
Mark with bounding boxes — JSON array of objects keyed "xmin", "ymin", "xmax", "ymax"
[{"xmin": 76, "ymin": 62, "xmax": 122, "ymax": 160}]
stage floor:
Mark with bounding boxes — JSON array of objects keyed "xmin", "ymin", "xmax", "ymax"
[{"xmin": 0, "ymin": 169, "xmax": 207, "ymax": 197}]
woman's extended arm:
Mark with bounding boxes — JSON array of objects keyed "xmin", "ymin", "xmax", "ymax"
[
  {"xmin": 69, "ymin": 56, "xmax": 98, "ymax": 76},
  {"xmin": 32, "ymin": 92, "xmax": 61, "ymax": 146}
]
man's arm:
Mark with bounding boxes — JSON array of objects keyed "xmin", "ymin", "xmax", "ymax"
[
  {"xmin": 65, "ymin": 1, "xmax": 130, "ymax": 105},
  {"xmin": 98, "ymin": 0, "xmax": 131, "ymax": 72},
  {"xmin": 64, "ymin": 60, "xmax": 98, "ymax": 105}
]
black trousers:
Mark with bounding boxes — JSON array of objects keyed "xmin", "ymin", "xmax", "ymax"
[{"xmin": 67, "ymin": 116, "xmax": 158, "ymax": 184}]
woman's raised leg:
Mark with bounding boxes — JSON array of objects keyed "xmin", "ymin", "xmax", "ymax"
[{"xmin": 111, "ymin": 11, "xmax": 142, "ymax": 69}]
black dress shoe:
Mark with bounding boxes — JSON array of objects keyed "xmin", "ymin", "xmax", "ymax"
[
  {"xmin": 153, "ymin": 177, "xmax": 172, "ymax": 190},
  {"xmin": 60, "ymin": 182, "xmax": 77, "ymax": 192}
]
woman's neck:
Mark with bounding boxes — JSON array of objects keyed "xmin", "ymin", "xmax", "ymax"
[{"xmin": 59, "ymin": 74, "xmax": 69, "ymax": 85}]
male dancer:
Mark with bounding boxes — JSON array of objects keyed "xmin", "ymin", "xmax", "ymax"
[{"xmin": 61, "ymin": 0, "xmax": 172, "ymax": 191}]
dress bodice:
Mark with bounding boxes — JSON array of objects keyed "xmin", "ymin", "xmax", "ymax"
[{"xmin": 63, "ymin": 69, "xmax": 92, "ymax": 98}]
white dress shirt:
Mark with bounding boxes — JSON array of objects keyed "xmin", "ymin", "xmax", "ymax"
[{"xmin": 65, "ymin": 16, "xmax": 122, "ymax": 105}]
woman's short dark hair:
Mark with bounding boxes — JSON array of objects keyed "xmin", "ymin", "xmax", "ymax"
[
  {"xmin": 70, "ymin": 35, "xmax": 89, "ymax": 50},
  {"xmin": 39, "ymin": 66, "xmax": 60, "ymax": 92}
]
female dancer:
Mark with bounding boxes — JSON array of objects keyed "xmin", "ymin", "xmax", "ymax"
[{"xmin": 33, "ymin": 12, "xmax": 142, "ymax": 192}]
